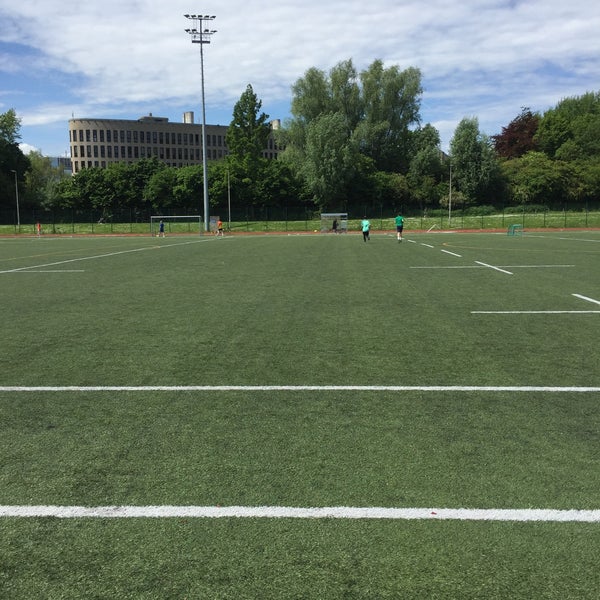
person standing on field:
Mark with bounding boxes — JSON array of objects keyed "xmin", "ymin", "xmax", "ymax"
[
  {"xmin": 361, "ymin": 216, "xmax": 370, "ymax": 242},
  {"xmin": 395, "ymin": 213, "xmax": 405, "ymax": 242},
  {"xmin": 158, "ymin": 220, "xmax": 165, "ymax": 237}
]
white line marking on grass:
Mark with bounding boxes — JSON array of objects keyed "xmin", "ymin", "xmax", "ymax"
[
  {"xmin": 9, "ymin": 270, "xmax": 85, "ymax": 273},
  {"xmin": 475, "ymin": 260, "xmax": 513, "ymax": 275},
  {"xmin": 1, "ymin": 385, "xmax": 599, "ymax": 392},
  {"xmin": 421, "ymin": 243, "xmax": 435, "ymax": 248},
  {"xmin": 472, "ymin": 311, "xmax": 600, "ymax": 315},
  {"xmin": 0, "ymin": 239, "xmax": 210, "ymax": 274},
  {"xmin": 441, "ymin": 249, "xmax": 462, "ymax": 257},
  {"xmin": 1, "ymin": 505, "xmax": 599, "ymax": 522},
  {"xmin": 573, "ymin": 293, "xmax": 600, "ymax": 306},
  {"xmin": 412, "ymin": 265, "xmax": 574, "ymax": 270}
]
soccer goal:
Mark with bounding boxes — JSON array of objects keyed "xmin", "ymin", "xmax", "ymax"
[
  {"xmin": 320, "ymin": 212, "xmax": 348, "ymax": 233},
  {"xmin": 150, "ymin": 215, "xmax": 203, "ymax": 236}
]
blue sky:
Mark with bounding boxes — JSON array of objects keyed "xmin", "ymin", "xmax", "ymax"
[{"xmin": 1, "ymin": 0, "xmax": 599, "ymax": 157}]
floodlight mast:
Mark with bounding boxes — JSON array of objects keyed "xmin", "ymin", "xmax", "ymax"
[{"xmin": 184, "ymin": 14, "xmax": 217, "ymax": 234}]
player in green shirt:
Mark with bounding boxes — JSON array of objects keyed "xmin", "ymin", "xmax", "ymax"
[
  {"xmin": 361, "ymin": 217, "xmax": 370, "ymax": 242},
  {"xmin": 395, "ymin": 214, "xmax": 404, "ymax": 242}
]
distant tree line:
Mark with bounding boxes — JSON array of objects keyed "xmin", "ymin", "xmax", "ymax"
[{"xmin": 2, "ymin": 65, "xmax": 600, "ymax": 223}]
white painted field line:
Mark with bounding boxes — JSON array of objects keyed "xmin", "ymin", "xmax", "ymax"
[
  {"xmin": 412, "ymin": 264, "xmax": 574, "ymax": 270},
  {"xmin": 472, "ymin": 311, "xmax": 600, "ymax": 315},
  {"xmin": 573, "ymin": 293, "xmax": 600, "ymax": 306},
  {"xmin": 1, "ymin": 505, "xmax": 599, "ymax": 522},
  {"xmin": 475, "ymin": 260, "xmax": 513, "ymax": 275},
  {"xmin": 420, "ymin": 243, "xmax": 435, "ymax": 248},
  {"xmin": 9, "ymin": 270, "xmax": 85, "ymax": 273},
  {"xmin": 0, "ymin": 238, "xmax": 209, "ymax": 274},
  {"xmin": 1, "ymin": 385, "xmax": 599, "ymax": 392},
  {"xmin": 441, "ymin": 249, "xmax": 462, "ymax": 257}
]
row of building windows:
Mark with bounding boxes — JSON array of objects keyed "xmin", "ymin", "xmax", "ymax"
[
  {"xmin": 73, "ymin": 160, "xmax": 206, "ymax": 170},
  {"xmin": 70, "ymin": 129, "xmax": 226, "ymax": 147},
  {"xmin": 71, "ymin": 145, "xmax": 227, "ymax": 161}
]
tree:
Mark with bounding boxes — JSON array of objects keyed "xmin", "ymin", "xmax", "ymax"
[
  {"xmin": 535, "ymin": 91, "xmax": 600, "ymax": 159},
  {"xmin": 284, "ymin": 58, "xmax": 424, "ymax": 208},
  {"xmin": 0, "ymin": 109, "xmax": 30, "ymax": 214},
  {"xmin": 449, "ymin": 117, "xmax": 502, "ymax": 206},
  {"xmin": 301, "ymin": 112, "xmax": 358, "ymax": 210},
  {"xmin": 0, "ymin": 109, "xmax": 22, "ymax": 144},
  {"xmin": 407, "ymin": 125, "xmax": 444, "ymax": 210},
  {"xmin": 492, "ymin": 107, "xmax": 539, "ymax": 159},
  {"xmin": 144, "ymin": 168, "xmax": 178, "ymax": 212},
  {"xmin": 501, "ymin": 152, "xmax": 572, "ymax": 207},
  {"xmin": 226, "ymin": 84, "xmax": 271, "ymax": 207},
  {"xmin": 23, "ymin": 151, "xmax": 68, "ymax": 209},
  {"xmin": 357, "ymin": 60, "xmax": 422, "ymax": 172}
]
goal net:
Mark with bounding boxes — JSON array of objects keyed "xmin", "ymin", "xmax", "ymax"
[
  {"xmin": 320, "ymin": 212, "xmax": 348, "ymax": 233},
  {"xmin": 150, "ymin": 215, "xmax": 203, "ymax": 236}
]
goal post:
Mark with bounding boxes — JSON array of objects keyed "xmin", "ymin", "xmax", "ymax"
[
  {"xmin": 150, "ymin": 215, "xmax": 203, "ymax": 236},
  {"xmin": 320, "ymin": 212, "xmax": 348, "ymax": 233}
]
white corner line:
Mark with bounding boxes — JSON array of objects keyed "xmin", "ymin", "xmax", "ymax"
[
  {"xmin": 1, "ymin": 505, "xmax": 599, "ymax": 522},
  {"xmin": 1, "ymin": 385, "xmax": 599, "ymax": 392},
  {"xmin": 573, "ymin": 293, "xmax": 600, "ymax": 306},
  {"xmin": 475, "ymin": 260, "xmax": 513, "ymax": 275},
  {"xmin": 471, "ymin": 310, "xmax": 600, "ymax": 315}
]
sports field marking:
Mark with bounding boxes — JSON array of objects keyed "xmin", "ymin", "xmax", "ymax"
[
  {"xmin": 420, "ymin": 243, "xmax": 435, "ymax": 248},
  {"xmin": 411, "ymin": 264, "xmax": 575, "ymax": 271},
  {"xmin": 475, "ymin": 260, "xmax": 513, "ymax": 275},
  {"xmin": 573, "ymin": 293, "xmax": 600, "ymax": 306},
  {"xmin": 1, "ymin": 385, "xmax": 599, "ymax": 392},
  {"xmin": 441, "ymin": 249, "xmax": 462, "ymax": 257},
  {"xmin": 472, "ymin": 310, "xmax": 600, "ymax": 314},
  {"xmin": 8, "ymin": 269, "xmax": 85, "ymax": 273},
  {"xmin": 0, "ymin": 238, "xmax": 209, "ymax": 274},
  {"xmin": 1, "ymin": 505, "xmax": 599, "ymax": 522}
]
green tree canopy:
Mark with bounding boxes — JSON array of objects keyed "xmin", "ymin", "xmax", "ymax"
[
  {"xmin": 450, "ymin": 117, "xmax": 502, "ymax": 205},
  {"xmin": 226, "ymin": 84, "xmax": 272, "ymax": 207},
  {"xmin": 535, "ymin": 91, "xmax": 600, "ymax": 159}
]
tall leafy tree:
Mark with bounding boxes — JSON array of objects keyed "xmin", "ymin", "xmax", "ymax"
[
  {"xmin": 301, "ymin": 112, "xmax": 358, "ymax": 210},
  {"xmin": 0, "ymin": 109, "xmax": 30, "ymax": 213},
  {"xmin": 535, "ymin": 91, "xmax": 600, "ymax": 159},
  {"xmin": 450, "ymin": 117, "xmax": 502, "ymax": 206},
  {"xmin": 226, "ymin": 84, "xmax": 271, "ymax": 206},
  {"xmin": 357, "ymin": 60, "xmax": 422, "ymax": 172},
  {"xmin": 24, "ymin": 151, "xmax": 68, "ymax": 209},
  {"xmin": 492, "ymin": 107, "xmax": 539, "ymax": 159}
]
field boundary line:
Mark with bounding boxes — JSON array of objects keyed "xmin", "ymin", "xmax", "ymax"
[
  {"xmin": 573, "ymin": 293, "xmax": 600, "ymax": 305},
  {"xmin": 1, "ymin": 505, "xmax": 599, "ymax": 522},
  {"xmin": 1, "ymin": 385, "xmax": 599, "ymax": 392},
  {"xmin": 472, "ymin": 310, "xmax": 600, "ymax": 315},
  {"xmin": 0, "ymin": 238, "xmax": 209, "ymax": 274}
]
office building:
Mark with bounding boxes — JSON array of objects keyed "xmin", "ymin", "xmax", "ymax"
[{"xmin": 68, "ymin": 113, "xmax": 281, "ymax": 174}]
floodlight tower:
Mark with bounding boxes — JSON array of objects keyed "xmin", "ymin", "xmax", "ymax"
[{"xmin": 184, "ymin": 14, "xmax": 217, "ymax": 234}]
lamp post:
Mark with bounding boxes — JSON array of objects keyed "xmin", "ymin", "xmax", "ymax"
[
  {"xmin": 185, "ymin": 14, "xmax": 217, "ymax": 235},
  {"xmin": 10, "ymin": 169, "xmax": 20, "ymax": 228}
]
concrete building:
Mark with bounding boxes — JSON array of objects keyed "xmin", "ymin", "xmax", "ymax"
[{"xmin": 68, "ymin": 113, "xmax": 282, "ymax": 174}]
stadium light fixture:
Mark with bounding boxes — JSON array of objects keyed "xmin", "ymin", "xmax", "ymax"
[{"xmin": 184, "ymin": 13, "xmax": 217, "ymax": 235}]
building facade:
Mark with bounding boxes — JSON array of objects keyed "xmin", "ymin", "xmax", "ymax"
[{"xmin": 68, "ymin": 113, "xmax": 282, "ymax": 174}]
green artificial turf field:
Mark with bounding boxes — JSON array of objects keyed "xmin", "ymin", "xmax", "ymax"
[{"xmin": 1, "ymin": 230, "xmax": 599, "ymax": 598}]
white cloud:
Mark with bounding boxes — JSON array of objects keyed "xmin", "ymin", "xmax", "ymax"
[{"xmin": 1, "ymin": 0, "xmax": 600, "ymax": 154}]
